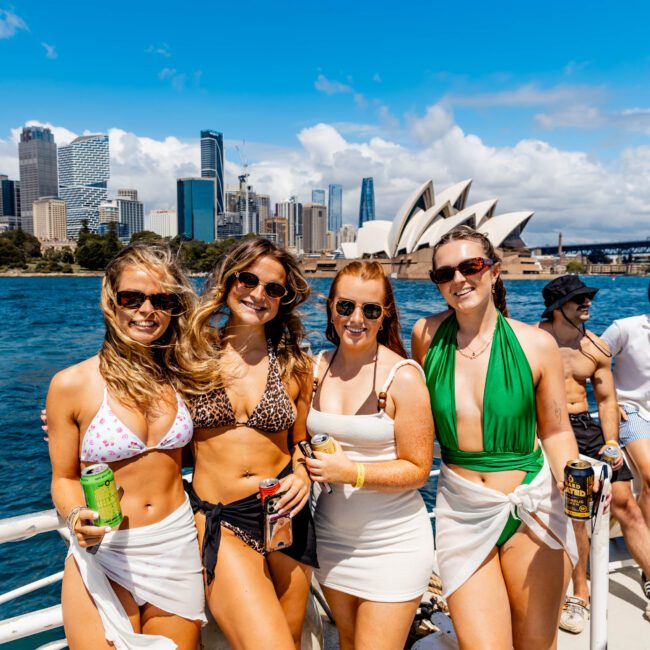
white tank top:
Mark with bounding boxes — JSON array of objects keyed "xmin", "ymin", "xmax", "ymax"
[{"xmin": 306, "ymin": 351, "xmax": 424, "ymax": 463}]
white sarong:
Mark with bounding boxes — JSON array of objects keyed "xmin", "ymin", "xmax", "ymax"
[
  {"xmin": 68, "ymin": 495, "xmax": 206, "ymax": 650},
  {"xmin": 435, "ymin": 459, "xmax": 578, "ymax": 597}
]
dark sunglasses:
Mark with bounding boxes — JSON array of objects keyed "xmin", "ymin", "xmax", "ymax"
[
  {"xmin": 234, "ymin": 271, "xmax": 288, "ymax": 299},
  {"xmin": 570, "ymin": 294, "xmax": 592, "ymax": 306},
  {"xmin": 429, "ymin": 257, "xmax": 494, "ymax": 285},
  {"xmin": 116, "ymin": 290, "xmax": 181, "ymax": 313},
  {"xmin": 334, "ymin": 299, "xmax": 385, "ymax": 320}
]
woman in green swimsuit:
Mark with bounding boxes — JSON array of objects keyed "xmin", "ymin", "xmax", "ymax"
[{"xmin": 412, "ymin": 226, "xmax": 579, "ymax": 650}]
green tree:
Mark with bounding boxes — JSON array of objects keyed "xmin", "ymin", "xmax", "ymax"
[
  {"xmin": 565, "ymin": 260, "xmax": 585, "ymax": 274},
  {"xmin": 77, "ymin": 220, "xmax": 91, "ymax": 247},
  {"xmin": 130, "ymin": 230, "xmax": 163, "ymax": 244},
  {"xmin": 76, "ymin": 239, "xmax": 107, "ymax": 270},
  {"xmin": 0, "ymin": 229, "xmax": 41, "ymax": 259},
  {"xmin": 103, "ymin": 222, "xmax": 123, "ymax": 262},
  {"xmin": 0, "ymin": 239, "xmax": 24, "ymax": 266}
]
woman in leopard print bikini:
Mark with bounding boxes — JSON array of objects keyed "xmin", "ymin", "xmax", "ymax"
[{"xmin": 177, "ymin": 237, "xmax": 317, "ymax": 650}]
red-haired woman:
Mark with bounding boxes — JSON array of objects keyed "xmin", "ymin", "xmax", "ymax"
[{"xmin": 305, "ymin": 261, "xmax": 434, "ymax": 650}]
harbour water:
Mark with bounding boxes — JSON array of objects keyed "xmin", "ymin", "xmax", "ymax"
[{"xmin": 0, "ymin": 274, "xmax": 647, "ymax": 648}]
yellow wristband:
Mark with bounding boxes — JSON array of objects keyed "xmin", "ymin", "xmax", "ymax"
[
  {"xmin": 354, "ymin": 463, "xmax": 365, "ymax": 489},
  {"xmin": 605, "ymin": 440, "xmax": 620, "ymax": 447}
]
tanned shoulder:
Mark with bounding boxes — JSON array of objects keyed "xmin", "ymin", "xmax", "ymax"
[{"xmin": 411, "ymin": 310, "xmax": 452, "ymax": 364}]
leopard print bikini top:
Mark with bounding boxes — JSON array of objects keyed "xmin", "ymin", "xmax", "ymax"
[{"xmin": 189, "ymin": 341, "xmax": 296, "ymax": 433}]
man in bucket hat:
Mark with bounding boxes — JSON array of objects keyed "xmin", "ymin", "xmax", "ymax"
[{"xmin": 537, "ymin": 275, "xmax": 650, "ymax": 633}]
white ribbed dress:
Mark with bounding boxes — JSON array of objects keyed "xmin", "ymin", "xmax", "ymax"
[{"xmin": 306, "ymin": 356, "xmax": 434, "ymax": 602}]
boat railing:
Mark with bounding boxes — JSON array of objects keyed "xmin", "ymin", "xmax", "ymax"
[{"xmin": 0, "ymin": 463, "xmax": 617, "ymax": 650}]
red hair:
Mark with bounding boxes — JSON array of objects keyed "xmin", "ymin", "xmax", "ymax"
[{"xmin": 325, "ymin": 261, "xmax": 407, "ymax": 358}]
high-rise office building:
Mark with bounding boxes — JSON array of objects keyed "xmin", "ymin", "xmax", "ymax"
[
  {"xmin": 358, "ymin": 177, "xmax": 375, "ymax": 227},
  {"xmin": 177, "ymin": 178, "xmax": 216, "ymax": 242},
  {"xmin": 18, "ymin": 126, "xmax": 58, "ymax": 234},
  {"xmin": 145, "ymin": 209, "xmax": 178, "ymax": 238},
  {"xmin": 99, "ymin": 191, "xmax": 144, "ymax": 241},
  {"xmin": 328, "ymin": 183, "xmax": 342, "ymax": 233},
  {"xmin": 224, "ymin": 182, "xmax": 267, "ymax": 237},
  {"xmin": 58, "ymin": 134, "xmax": 110, "ymax": 238},
  {"xmin": 0, "ymin": 175, "xmax": 21, "ymax": 231},
  {"xmin": 262, "ymin": 217, "xmax": 289, "ymax": 248},
  {"xmin": 275, "ymin": 198, "xmax": 302, "ymax": 248},
  {"xmin": 117, "ymin": 189, "xmax": 138, "ymax": 202},
  {"xmin": 201, "ymin": 130, "xmax": 225, "ymax": 217},
  {"xmin": 311, "ymin": 189, "xmax": 326, "ymax": 205},
  {"xmin": 302, "ymin": 203, "xmax": 327, "ymax": 253},
  {"xmin": 339, "ymin": 223, "xmax": 357, "ymax": 244},
  {"xmin": 33, "ymin": 198, "xmax": 67, "ymax": 241}
]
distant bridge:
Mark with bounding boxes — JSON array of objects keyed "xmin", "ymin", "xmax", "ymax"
[{"xmin": 535, "ymin": 238, "xmax": 650, "ymax": 256}]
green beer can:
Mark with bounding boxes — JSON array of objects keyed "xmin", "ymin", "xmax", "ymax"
[{"xmin": 80, "ymin": 463, "xmax": 123, "ymax": 528}]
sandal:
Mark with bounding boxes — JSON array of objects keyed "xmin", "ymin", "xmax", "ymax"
[
  {"xmin": 642, "ymin": 572, "xmax": 650, "ymax": 600},
  {"xmin": 559, "ymin": 596, "xmax": 589, "ymax": 634}
]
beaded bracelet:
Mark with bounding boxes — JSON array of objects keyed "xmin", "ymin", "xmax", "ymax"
[
  {"xmin": 354, "ymin": 463, "xmax": 365, "ymax": 489},
  {"xmin": 66, "ymin": 505, "xmax": 85, "ymax": 535}
]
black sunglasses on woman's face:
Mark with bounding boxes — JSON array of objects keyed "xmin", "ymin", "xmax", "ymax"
[
  {"xmin": 234, "ymin": 271, "xmax": 288, "ymax": 299},
  {"xmin": 429, "ymin": 257, "xmax": 494, "ymax": 285},
  {"xmin": 116, "ymin": 290, "xmax": 181, "ymax": 312},
  {"xmin": 334, "ymin": 299, "xmax": 385, "ymax": 320}
]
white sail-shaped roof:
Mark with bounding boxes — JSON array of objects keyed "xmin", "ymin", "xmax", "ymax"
[
  {"xmin": 417, "ymin": 210, "xmax": 477, "ymax": 250},
  {"xmin": 355, "ymin": 219, "xmax": 393, "ymax": 257},
  {"xmin": 469, "ymin": 199, "xmax": 498, "ymax": 228},
  {"xmin": 478, "ymin": 211, "xmax": 533, "ymax": 247},
  {"xmin": 386, "ymin": 180, "xmax": 434, "ymax": 257}
]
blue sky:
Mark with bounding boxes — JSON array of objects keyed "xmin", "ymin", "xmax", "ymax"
[{"xmin": 2, "ymin": 0, "xmax": 650, "ymax": 244}]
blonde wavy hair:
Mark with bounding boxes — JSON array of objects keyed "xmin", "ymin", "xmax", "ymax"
[
  {"xmin": 99, "ymin": 242, "xmax": 197, "ymax": 414},
  {"xmin": 177, "ymin": 237, "xmax": 311, "ymax": 395}
]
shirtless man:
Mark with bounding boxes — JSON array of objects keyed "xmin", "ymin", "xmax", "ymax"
[{"xmin": 538, "ymin": 275, "xmax": 650, "ymax": 634}]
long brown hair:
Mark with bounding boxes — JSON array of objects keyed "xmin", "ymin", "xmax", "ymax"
[
  {"xmin": 326, "ymin": 261, "xmax": 407, "ymax": 358},
  {"xmin": 177, "ymin": 237, "xmax": 311, "ymax": 393},
  {"xmin": 431, "ymin": 225, "xmax": 508, "ymax": 317},
  {"xmin": 99, "ymin": 242, "xmax": 197, "ymax": 413}
]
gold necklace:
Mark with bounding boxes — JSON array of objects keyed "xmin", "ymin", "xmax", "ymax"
[{"xmin": 456, "ymin": 334, "xmax": 494, "ymax": 360}]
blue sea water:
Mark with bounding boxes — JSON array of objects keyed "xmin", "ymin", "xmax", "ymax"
[{"xmin": 0, "ymin": 274, "xmax": 647, "ymax": 647}]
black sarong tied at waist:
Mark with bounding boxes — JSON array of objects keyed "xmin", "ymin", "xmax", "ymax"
[{"xmin": 184, "ymin": 480, "xmax": 263, "ymax": 585}]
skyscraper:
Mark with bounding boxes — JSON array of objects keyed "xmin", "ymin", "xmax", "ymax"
[
  {"xmin": 328, "ymin": 183, "xmax": 342, "ymax": 233},
  {"xmin": 58, "ymin": 134, "xmax": 110, "ymax": 238},
  {"xmin": 311, "ymin": 189, "xmax": 326, "ymax": 205},
  {"xmin": 18, "ymin": 126, "xmax": 58, "ymax": 234},
  {"xmin": 0, "ymin": 175, "xmax": 21, "ymax": 231},
  {"xmin": 359, "ymin": 177, "xmax": 375, "ymax": 227},
  {"xmin": 145, "ymin": 209, "xmax": 178, "ymax": 238},
  {"xmin": 99, "ymin": 191, "xmax": 144, "ymax": 241},
  {"xmin": 302, "ymin": 203, "xmax": 327, "ymax": 253},
  {"xmin": 275, "ymin": 198, "xmax": 302, "ymax": 249},
  {"xmin": 177, "ymin": 178, "xmax": 216, "ymax": 242},
  {"xmin": 201, "ymin": 130, "xmax": 224, "ymax": 217},
  {"xmin": 33, "ymin": 198, "xmax": 67, "ymax": 241}
]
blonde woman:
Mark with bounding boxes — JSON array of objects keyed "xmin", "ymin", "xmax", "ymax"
[
  {"xmin": 47, "ymin": 243, "xmax": 206, "ymax": 650},
  {"xmin": 178, "ymin": 237, "xmax": 317, "ymax": 650},
  {"xmin": 305, "ymin": 261, "xmax": 434, "ymax": 650}
]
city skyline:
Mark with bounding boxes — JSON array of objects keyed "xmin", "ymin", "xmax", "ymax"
[{"xmin": 1, "ymin": 2, "xmax": 650, "ymax": 245}]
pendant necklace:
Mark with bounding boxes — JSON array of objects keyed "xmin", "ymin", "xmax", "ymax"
[{"xmin": 457, "ymin": 333, "xmax": 494, "ymax": 360}]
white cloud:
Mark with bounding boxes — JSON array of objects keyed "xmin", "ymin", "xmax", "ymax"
[
  {"xmin": 446, "ymin": 83, "xmax": 605, "ymax": 108},
  {"xmin": 537, "ymin": 105, "xmax": 650, "ymax": 135},
  {"xmin": 146, "ymin": 43, "xmax": 171, "ymax": 58},
  {"xmin": 407, "ymin": 104, "xmax": 454, "ymax": 143},
  {"xmin": 314, "ymin": 74, "xmax": 353, "ymax": 96},
  {"xmin": 41, "ymin": 42, "xmax": 57, "ymax": 59},
  {"xmin": 564, "ymin": 60, "xmax": 591, "ymax": 76},
  {"xmin": 3, "ymin": 110, "xmax": 650, "ymax": 245},
  {"xmin": 0, "ymin": 9, "xmax": 27, "ymax": 39}
]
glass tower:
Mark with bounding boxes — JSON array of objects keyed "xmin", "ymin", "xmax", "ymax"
[
  {"xmin": 311, "ymin": 189, "xmax": 326, "ymax": 205},
  {"xmin": 58, "ymin": 135, "xmax": 110, "ymax": 238},
  {"xmin": 200, "ymin": 130, "xmax": 224, "ymax": 217},
  {"xmin": 18, "ymin": 126, "xmax": 58, "ymax": 234},
  {"xmin": 0, "ymin": 176, "xmax": 21, "ymax": 230},
  {"xmin": 358, "ymin": 177, "xmax": 375, "ymax": 227},
  {"xmin": 177, "ymin": 178, "xmax": 216, "ymax": 242},
  {"xmin": 328, "ymin": 184, "xmax": 342, "ymax": 233}
]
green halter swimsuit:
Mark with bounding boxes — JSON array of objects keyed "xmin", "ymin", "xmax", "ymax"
[{"xmin": 423, "ymin": 311, "xmax": 544, "ymax": 546}]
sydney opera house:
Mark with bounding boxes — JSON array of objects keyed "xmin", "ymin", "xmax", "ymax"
[
  {"xmin": 341, "ymin": 178, "xmax": 533, "ymax": 260},
  {"xmin": 302, "ymin": 178, "xmax": 541, "ymax": 278}
]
